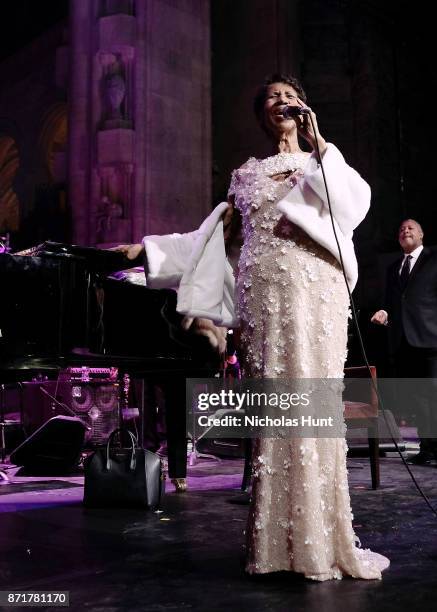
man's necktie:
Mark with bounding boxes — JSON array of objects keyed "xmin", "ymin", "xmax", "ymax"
[{"xmin": 399, "ymin": 255, "xmax": 412, "ymax": 291}]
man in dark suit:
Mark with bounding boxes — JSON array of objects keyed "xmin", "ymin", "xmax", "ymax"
[{"xmin": 372, "ymin": 219, "xmax": 437, "ymax": 464}]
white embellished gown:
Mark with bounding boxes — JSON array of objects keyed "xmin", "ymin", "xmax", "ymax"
[{"xmin": 229, "ymin": 152, "xmax": 389, "ymax": 581}]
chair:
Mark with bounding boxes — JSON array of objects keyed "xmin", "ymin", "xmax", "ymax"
[
  {"xmin": 241, "ymin": 365, "xmax": 380, "ymax": 491},
  {"xmin": 344, "ymin": 365, "xmax": 380, "ymax": 489}
]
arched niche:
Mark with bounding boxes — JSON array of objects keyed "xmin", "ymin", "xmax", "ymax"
[
  {"xmin": 0, "ymin": 135, "xmax": 20, "ymax": 232},
  {"xmin": 39, "ymin": 102, "xmax": 68, "ymax": 183}
]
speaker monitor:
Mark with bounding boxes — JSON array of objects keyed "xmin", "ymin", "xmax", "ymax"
[
  {"xmin": 69, "ymin": 382, "xmax": 120, "ymax": 446},
  {"xmin": 22, "ymin": 381, "xmax": 120, "ymax": 447},
  {"xmin": 10, "ymin": 416, "xmax": 86, "ymax": 475}
]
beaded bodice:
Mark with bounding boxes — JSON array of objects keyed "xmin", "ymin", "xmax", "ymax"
[{"xmin": 228, "ymin": 152, "xmax": 310, "ymax": 265}]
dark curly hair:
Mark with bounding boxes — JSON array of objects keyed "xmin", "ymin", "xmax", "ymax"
[{"xmin": 253, "ymin": 73, "xmax": 307, "ymax": 136}]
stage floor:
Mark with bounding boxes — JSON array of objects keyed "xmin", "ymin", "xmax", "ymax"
[{"xmin": 1, "ymin": 456, "xmax": 437, "ymax": 611}]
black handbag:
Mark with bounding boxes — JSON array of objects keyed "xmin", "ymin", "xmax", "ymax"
[{"xmin": 83, "ymin": 428, "xmax": 164, "ymax": 509}]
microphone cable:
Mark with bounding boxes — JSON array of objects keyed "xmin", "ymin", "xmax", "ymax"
[{"xmin": 304, "ymin": 108, "xmax": 437, "ymax": 518}]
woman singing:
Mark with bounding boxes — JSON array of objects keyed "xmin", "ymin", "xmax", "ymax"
[
  {"xmin": 229, "ymin": 73, "xmax": 389, "ymax": 580},
  {"xmin": 114, "ymin": 73, "xmax": 389, "ymax": 581}
]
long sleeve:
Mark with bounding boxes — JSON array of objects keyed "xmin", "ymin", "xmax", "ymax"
[
  {"xmin": 142, "ymin": 230, "xmax": 198, "ymax": 289},
  {"xmin": 141, "ymin": 201, "xmax": 237, "ymax": 326},
  {"xmin": 276, "ymin": 143, "xmax": 370, "ymax": 291},
  {"xmin": 303, "ymin": 144, "xmax": 370, "ymax": 236}
]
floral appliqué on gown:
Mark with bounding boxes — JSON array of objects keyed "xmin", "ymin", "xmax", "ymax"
[{"xmin": 228, "ymin": 152, "xmax": 390, "ymax": 581}]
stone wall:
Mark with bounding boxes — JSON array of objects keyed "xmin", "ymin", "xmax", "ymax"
[
  {"xmin": 69, "ymin": 0, "xmax": 212, "ymax": 247},
  {"xmin": 0, "ymin": 23, "xmax": 68, "ymax": 248},
  {"xmin": 141, "ymin": 0, "xmax": 212, "ymax": 236},
  {"xmin": 2, "ymin": 0, "xmax": 432, "ymax": 276}
]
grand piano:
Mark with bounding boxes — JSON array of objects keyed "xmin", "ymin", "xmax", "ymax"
[{"xmin": 0, "ymin": 242, "xmax": 222, "ymax": 478}]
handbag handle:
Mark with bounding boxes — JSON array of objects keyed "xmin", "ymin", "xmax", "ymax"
[{"xmin": 105, "ymin": 428, "xmax": 137, "ymax": 471}]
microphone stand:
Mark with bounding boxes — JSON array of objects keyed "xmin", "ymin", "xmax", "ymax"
[{"xmin": 0, "ymin": 384, "xmax": 11, "ymax": 483}]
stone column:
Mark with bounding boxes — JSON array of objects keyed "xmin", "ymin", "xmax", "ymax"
[
  {"xmin": 132, "ymin": 0, "xmax": 148, "ymax": 240},
  {"xmin": 68, "ymin": 0, "xmax": 212, "ymax": 246},
  {"xmin": 68, "ymin": 0, "xmax": 93, "ymax": 245},
  {"xmin": 95, "ymin": 7, "xmax": 136, "ymax": 245},
  {"xmin": 140, "ymin": 0, "xmax": 212, "ymax": 236}
]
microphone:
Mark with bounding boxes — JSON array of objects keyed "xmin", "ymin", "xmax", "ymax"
[{"xmin": 282, "ymin": 105, "xmax": 311, "ymax": 119}]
